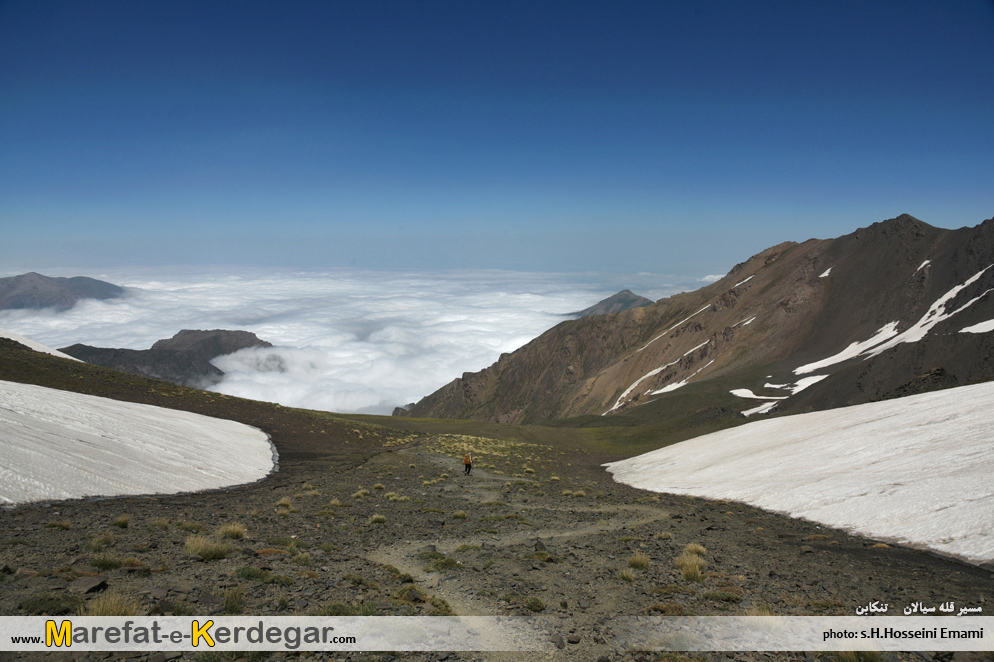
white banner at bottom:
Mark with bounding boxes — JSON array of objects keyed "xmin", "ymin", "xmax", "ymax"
[{"xmin": 0, "ymin": 616, "xmax": 543, "ymax": 652}]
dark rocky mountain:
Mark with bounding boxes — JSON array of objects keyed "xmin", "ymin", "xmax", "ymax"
[
  {"xmin": 60, "ymin": 329, "xmax": 272, "ymax": 388},
  {"xmin": 406, "ymin": 214, "xmax": 994, "ymax": 424},
  {"xmin": 0, "ymin": 272, "xmax": 124, "ymax": 310},
  {"xmin": 570, "ymin": 289, "xmax": 654, "ymax": 317}
]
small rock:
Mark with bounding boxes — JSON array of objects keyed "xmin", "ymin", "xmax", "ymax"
[
  {"xmin": 0, "ymin": 564, "xmax": 13, "ymax": 575},
  {"xmin": 577, "ymin": 599, "xmax": 590, "ymax": 609},
  {"xmin": 550, "ymin": 633, "xmax": 565, "ymax": 649},
  {"xmin": 149, "ymin": 654, "xmax": 166, "ymax": 662},
  {"xmin": 567, "ymin": 634, "xmax": 581, "ymax": 644},
  {"xmin": 800, "ymin": 546, "xmax": 815, "ymax": 554},
  {"xmin": 149, "ymin": 588, "xmax": 168, "ymax": 601},
  {"xmin": 69, "ymin": 576, "xmax": 108, "ymax": 594},
  {"xmin": 15, "ymin": 567, "xmax": 39, "ymax": 578},
  {"xmin": 534, "ymin": 540, "xmax": 548, "ymax": 552}
]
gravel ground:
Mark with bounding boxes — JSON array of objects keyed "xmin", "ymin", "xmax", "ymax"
[{"xmin": 2, "ymin": 434, "xmax": 992, "ymax": 662}]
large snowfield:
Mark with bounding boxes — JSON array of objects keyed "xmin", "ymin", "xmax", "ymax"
[
  {"xmin": 605, "ymin": 381, "xmax": 994, "ymax": 565},
  {"xmin": 0, "ymin": 380, "xmax": 275, "ymax": 506}
]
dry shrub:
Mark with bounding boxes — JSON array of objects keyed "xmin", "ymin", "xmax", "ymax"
[
  {"xmin": 675, "ymin": 552, "xmax": 706, "ymax": 582},
  {"xmin": 628, "ymin": 552, "xmax": 650, "ymax": 570},
  {"xmin": 78, "ymin": 592, "xmax": 141, "ymax": 616},
  {"xmin": 184, "ymin": 535, "xmax": 232, "ymax": 560},
  {"xmin": 218, "ymin": 523, "xmax": 248, "ymax": 539}
]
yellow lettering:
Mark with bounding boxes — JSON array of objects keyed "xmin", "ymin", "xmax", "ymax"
[
  {"xmin": 191, "ymin": 620, "xmax": 215, "ymax": 648},
  {"xmin": 46, "ymin": 620, "xmax": 71, "ymax": 647}
]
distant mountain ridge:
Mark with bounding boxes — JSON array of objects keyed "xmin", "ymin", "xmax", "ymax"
[
  {"xmin": 0, "ymin": 272, "xmax": 124, "ymax": 310},
  {"xmin": 406, "ymin": 214, "xmax": 994, "ymax": 425},
  {"xmin": 571, "ymin": 289, "xmax": 654, "ymax": 317},
  {"xmin": 60, "ymin": 329, "xmax": 272, "ymax": 388}
]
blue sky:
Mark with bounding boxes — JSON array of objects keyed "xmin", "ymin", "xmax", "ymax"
[{"xmin": 2, "ymin": 0, "xmax": 992, "ymax": 276}]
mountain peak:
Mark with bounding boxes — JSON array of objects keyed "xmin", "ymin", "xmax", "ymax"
[
  {"xmin": 0, "ymin": 272, "xmax": 124, "ymax": 311},
  {"xmin": 571, "ymin": 290, "xmax": 654, "ymax": 317}
]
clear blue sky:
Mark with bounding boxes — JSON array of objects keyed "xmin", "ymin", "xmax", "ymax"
[{"xmin": 2, "ymin": 0, "xmax": 992, "ymax": 275}]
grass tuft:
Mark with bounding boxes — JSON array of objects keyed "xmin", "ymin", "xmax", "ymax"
[
  {"xmin": 18, "ymin": 592, "xmax": 83, "ymax": 615},
  {"xmin": 89, "ymin": 532, "xmax": 113, "ymax": 552},
  {"xmin": 675, "ymin": 552, "xmax": 706, "ymax": 582},
  {"xmin": 185, "ymin": 535, "xmax": 233, "ymax": 560},
  {"xmin": 223, "ymin": 587, "xmax": 245, "ymax": 615},
  {"xmin": 628, "ymin": 552, "xmax": 650, "ymax": 570},
  {"xmin": 218, "ymin": 523, "xmax": 248, "ymax": 539},
  {"xmin": 91, "ymin": 554, "xmax": 121, "ymax": 571},
  {"xmin": 78, "ymin": 591, "xmax": 141, "ymax": 616}
]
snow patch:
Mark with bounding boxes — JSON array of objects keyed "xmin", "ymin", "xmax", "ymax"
[
  {"xmin": 605, "ymin": 381, "xmax": 994, "ymax": 565},
  {"xmin": 729, "ymin": 389, "xmax": 788, "ymax": 401},
  {"xmin": 741, "ymin": 401, "xmax": 779, "ymax": 417},
  {"xmin": 604, "ymin": 360, "xmax": 679, "ymax": 414},
  {"xmin": 819, "ymin": 267, "xmax": 833, "ymax": 278},
  {"xmin": 0, "ymin": 380, "xmax": 275, "ymax": 506},
  {"xmin": 960, "ymin": 319, "xmax": 994, "ymax": 334},
  {"xmin": 863, "ymin": 266, "xmax": 993, "ymax": 358},
  {"xmin": 0, "ymin": 327, "xmax": 81, "ymax": 362},
  {"xmin": 637, "ymin": 304, "xmax": 711, "ymax": 353},
  {"xmin": 733, "ymin": 275, "xmax": 754, "ymax": 288},
  {"xmin": 915, "ymin": 260, "xmax": 931, "ymax": 274},
  {"xmin": 683, "ymin": 340, "xmax": 710, "ymax": 356},
  {"xmin": 794, "ymin": 322, "xmax": 899, "ymax": 375},
  {"xmin": 648, "ymin": 359, "xmax": 715, "ymax": 395},
  {"xmin": 733, "ymin": 375, "xmax": 828, "ymax": 416}
]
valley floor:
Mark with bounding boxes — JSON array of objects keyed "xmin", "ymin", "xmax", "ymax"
[{"xmin": 1, "ymin": 437, "xmax": 992, "ymax": 662}]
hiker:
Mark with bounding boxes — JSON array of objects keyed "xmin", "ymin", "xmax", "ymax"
[{"xmin": 463, "ymin": 452, "xmax": 473, "ymax": 475}]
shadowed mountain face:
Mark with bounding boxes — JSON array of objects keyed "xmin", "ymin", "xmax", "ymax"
[
  {"xmin": 60, "ymin": 329, "xmax": 272, "ymax": 388},
  {"xmin": 407, "ymin": 214, "xmax": 994, "ymax": 424},
  {"xmin": 571, "ymin": 289, "xmax": 654, "ymax": 317},
  {"xmin": 0, "ymin": 272, "xmax": 124, "ymax": 310}
]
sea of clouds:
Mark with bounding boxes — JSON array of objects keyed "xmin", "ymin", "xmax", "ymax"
[{"xmin": 0, "ymin": 267, "xmax": 702, "ymax": 415}]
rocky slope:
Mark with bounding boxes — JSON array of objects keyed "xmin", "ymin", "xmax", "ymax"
[
  {"xmin": 0, "ymin": 272, "xmax": 124, "ymax": 310},
  {"xmin": 60, "ymin": 329, "xmax": 273, "ymax": 388},
  {"xmin": 407, "ymin": 214, "xmax": 994, "ymax": 424},
  {"xmin": 2, "ymin": 340, "xmax": 991, "ymax": 662}
]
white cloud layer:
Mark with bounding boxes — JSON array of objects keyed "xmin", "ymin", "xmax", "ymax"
[
  {"xmin": 0, "ymin": 267, "xmax": 694, "ymax": 415},
  {"xmin": 699, "ymin": 274, "xmax": 724, "ymax": 283}
]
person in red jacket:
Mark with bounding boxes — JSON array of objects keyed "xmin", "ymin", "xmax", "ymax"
[{"xmin": 463, "ymin": 452, "xmax": 473, "ymax": 475}]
